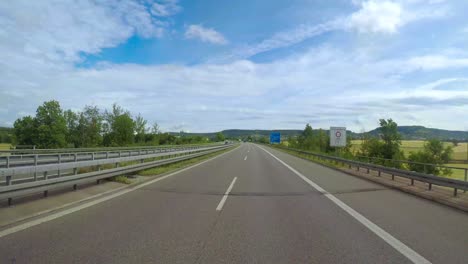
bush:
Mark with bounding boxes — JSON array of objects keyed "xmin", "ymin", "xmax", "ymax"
[{"xmin": 407, "ymin": 139, "xmax": 453, "ymax": 176}]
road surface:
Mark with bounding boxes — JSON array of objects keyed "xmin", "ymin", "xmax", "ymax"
[{"xmin": 1, "ymin": 143, "xmax": 467, "ymax": 263}]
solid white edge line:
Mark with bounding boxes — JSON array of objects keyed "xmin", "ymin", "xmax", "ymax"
[
  {"xmin": 257, "ymin": 145, "xmax": 431, "ymax": 264},
  {"xmin": 216, "ymin": 177, "xmax": 237, "ymax": 211},
  {"xmin": 0, "ymin": 146, "xmax": 239, "ymax": 239},
  {"xmin": 244, "ymin": 156, "xmax": 247, "ymax": 161}
]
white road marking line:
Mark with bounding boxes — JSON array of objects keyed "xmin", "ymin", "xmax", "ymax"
[
  {"xmin": 258, "ymin": 146, "xmax": 431, "ymax": 264},
  {"xmin": 216, "ymin": 177, "xmax": 237, "ymax": 211},
  {"xmin": 0, "ymin": 147, "xmax": 239, "ymax": 239},
  {"xmin": 244, "ymin": 156, "xmax": 248, "ymax": 161}
]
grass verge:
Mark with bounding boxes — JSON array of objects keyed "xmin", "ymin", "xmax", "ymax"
[
  {"xmin": 111, "ymin": 175, "xmax": 132, "ymax": 184},
  {"xmin": 137, "ymin": 146, "xmax": 236, "ymax": 176}
]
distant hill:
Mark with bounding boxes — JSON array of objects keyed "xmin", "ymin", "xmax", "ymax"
[
  {"xmin": 171, "ymin": 129, "xmax": 303, "ymax": 139},
  {"xmin": 356, "ymin": 126, "xmax": 468, "ymax": 141},
  {"xmin": 171, "ymin": 126, "xmax": 468, "ymax": 141}
]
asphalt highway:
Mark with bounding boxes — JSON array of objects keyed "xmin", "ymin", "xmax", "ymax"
[{"xmin": 1, "ymin": 143, "xmax": 467, "ymax": 263}]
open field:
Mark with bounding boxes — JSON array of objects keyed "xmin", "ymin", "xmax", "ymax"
[
  {"xmin": 351, "ymin": 140, "xmax": 467, "ymax": 161},
  {"xmin": 445, "ymin": 163, "xmax": 468, "ymax": 181},
  {"xmin": 0, "ymin": 144, "xmax": 11, "ymax": 150}
]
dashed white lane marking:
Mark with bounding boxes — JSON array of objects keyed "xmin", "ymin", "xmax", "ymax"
[
  {"xmin": 216, "ymin": 177, "xmax": 237, "ymax": 211},
  {"xmin": 244, "ymin": 156, "xmax": 248, "ymax": 161}
]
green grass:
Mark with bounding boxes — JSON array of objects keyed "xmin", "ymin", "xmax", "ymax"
[
  {"xmin": 138, "ymin": 147, "xmax": 234, "ymax": 176},
  {"xmin": 111, "ymin": 175, "xmax": 132, "ymax": 184}
]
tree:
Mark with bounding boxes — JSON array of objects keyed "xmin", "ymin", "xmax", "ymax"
[
  {"xmin": 378, "ymin": 119, "xmax": 403, "ymax": 160},
  {"xmin": 111, "ymin": 113, "xmax": 135, "ymax": 146},
  {"xmin": 408, "ymin": 139, "xmax": 453, "ymax": 176},
  {"xmin": 215, "ymin": 132, "xmax": 225, "ymax": 142},
  {"xmin": 258, "ymin": 136, "xmax": 269, "ymax": 144},
  {"xmin": 77, "ymin": 105, "xmax": 103, "ymax": 147},
  {"xmin": 34, "ymin": 100, "xmax": 67, "ymax": 148},
  {"xmin": 298, "ymin": 124, "xmax": 315, "ymax": 150},
  {"xmin": 13, "ymin": 116, "xmax": 36, "ymax": 145},
  {"xmin": 134, "ymin": 114, "xmax": 147, "ymax": 143},
  {"xmin": 64, "ymin": 110, "xmax": 79, "ymax": 147},
  {"xmin": 151, "ymin": 122, "xmax": 160, "ymax": 134}
]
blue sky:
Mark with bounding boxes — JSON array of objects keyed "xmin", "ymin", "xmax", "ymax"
[{"xmin": 1, "ymin": 0, "xmax": 468, "ymax": 132}]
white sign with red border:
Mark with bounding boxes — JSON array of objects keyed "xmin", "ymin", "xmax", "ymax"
[{"xmin": 330, "ymin": 127, "xmax": 347, "ymax": 147}]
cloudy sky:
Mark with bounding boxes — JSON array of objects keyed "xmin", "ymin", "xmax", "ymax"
[{"xmin": 1, "ymin": 0, "xmax": 467, "ymax": 132}]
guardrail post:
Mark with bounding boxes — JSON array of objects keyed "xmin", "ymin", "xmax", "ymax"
[
  {"xmin": 74, "ymin": 153, "xmax": 77, "ymax": 162},
  {"xmin": 92, "ymin": 153, "xmax": 95, "ymax": 160},
  {"xmin": 391, "ymin": 174, "xmax": 395, "ymax": 180},
  {"xmin": 428, "ymin": 183, "xmax": 432, "ymax": 190},
  {"xmin": 141, "ymin": 159, "xmax": 144, "ymax": 163},
  {"xmin": 378, "ymin": 171, "xmax": 381, "ymax": 177},
  {"xmin": 410, "ymin": 179, "xmax": 414, "ymax": 185},
  {"xmin": 454, "ymin": 188, "xmax": 457, "ymax": 197},
  {"xmin": 6, "ymin": 156, "xmax": 10, "ymax": 168},
  {"xmin": 6, "ymin": 175, "xmax": 12, "ymax": 186},
  {"xmin": 58, "ymin": 154, "xmax": 61, "ymax": 177},
  {"xmin": 73, "ymin": 184, "xmax": 77, "ymax": 191},
  {"xmin": 118, "ymin": 151, "xmax": 121, "ymax": 158},
  {"xmin": 106, "ymin": 152, "xmax": 109, "ymax": 159},
  {"xmin": 43, "ymin": 171, "xmax": 48, "ymax": 180},
  {"xmin": 8, "ymin": 198, "xmax": 12, "ymax": 206},
  {"xmin": 73, "ymin": 168, "xmax": 78, "ymax": 175},
  {"xmin": 115, "ymin": 162, "xmax": 119, "ymax": 168},
  {"xmin": 32, "ymin": 154, "xmax": 39, "ymax": 181},
  {"xmin": 464, "ymin": 169, "xmax": 467, "ymax": 193},
  {"xmin": 366, "ymin": 168, "xmax": 370, "ymax": 174},
  {"xmin": 44, "ymin": 190, "xmax": 48, "ymax": 197}
]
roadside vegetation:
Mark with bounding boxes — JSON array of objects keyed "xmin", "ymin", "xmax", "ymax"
[
  {"xmin": 272, "ymin": 119, "xmax": 459, "ymax": 178},
  {"xmin": 10, "ymin": 100, "xmax": 226, "ymax": 149},
  {"xmin": 137, "ymin": 147, "xmax": 234, "ymax": 176}
]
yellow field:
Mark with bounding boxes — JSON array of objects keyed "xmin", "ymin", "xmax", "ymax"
[
  {"xmin": 351, "ymin": 140, "xmax": 467, "ymax": 161},
  {"xmin": 0, "ymin": 143, "xmax": 11, "ymax": 150}
]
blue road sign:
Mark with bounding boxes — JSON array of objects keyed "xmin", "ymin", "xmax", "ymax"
[{"xmin": 270, "ymin": 132, "xmax": 281, "ymax": 144}]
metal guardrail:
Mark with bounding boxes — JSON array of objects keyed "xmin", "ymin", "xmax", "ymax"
[
  {"xmin": 0, "ymin": 144, "xmax": 234, "ymax": 205},
  {"xmin": 0, "ymin": 143, "xmax": 221, "ymax": 155},
  {"xmin": 0, "ymin": 144, "xmax": 223, "ymax": 168},
  {"xmin": 273, "ymin": 146, "xmax": 468, "ymax": 196},
  {"xmin": 352, "ymin": 155, "xmax": 468, "ymax": 179}
]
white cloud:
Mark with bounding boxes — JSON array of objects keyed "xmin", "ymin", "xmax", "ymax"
[
  {"xmin": 185, "ymin": 25, "xmax": 228, "ymax": 45},
  {"xmin": 349, "ymin": 1, "xmax": 403, "ymax": 33},
  {"xmin": 2, "ymin": 44, "xmax": 468, "ymax": 132},
  {"xmin": 0, "ymin": 0, "xmax": 173, "ymax": 64},
  {"xmin": 219, "ymin": 0, "xmax": 449, "ymax": 61},
  {"xmin": 151, "ymin": 0, "xmax": 181, "ymax": 17},
  {"xmin": 406, "ymin": 55, "xmax": 468, "ymax": 70},
  {"xmin": 0, "ymin": 0, "xmax": 466, "ymax": 132}
]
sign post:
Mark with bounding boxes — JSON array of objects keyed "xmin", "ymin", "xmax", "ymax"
[
  {"xmin": 330, "ymin": 127, "xmax": 347, "ymax": 147},
  {"xmin": 270, "ymin": 132, "xmax": 281, "ymax": 144}
]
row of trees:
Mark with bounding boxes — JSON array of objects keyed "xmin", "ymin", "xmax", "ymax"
[
  {"xmin": 286, "ymin": 124, "xmax": 352, "ymax": 156},
  {"xmin": 285, "ymin": 119, "xmax": 453, "ymax": 175},
  {"xmin": 13, "ymin": 100, "xmax": 216, "ymax": 148}
]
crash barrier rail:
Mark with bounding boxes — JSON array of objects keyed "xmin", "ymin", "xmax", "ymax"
[
  {"xmin": 0, "ymin": 144, "xmax": 224, "ymax": 168},
  {"xmin": 0, "ymin": 144, "xmax": 234, "ymax": 205},
  {"xmin": 272, "ymin": 146, "xmax": 468, "ymax": 196},
  {"xmin": 352, "ymin": 155, "xmax": 468, "ymax": 182},
  {"xmin": 0, "ymin": 143, "xmax": 221, "ymax": 155}
]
